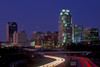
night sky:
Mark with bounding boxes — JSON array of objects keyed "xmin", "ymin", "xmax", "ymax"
[{"xmin": 0, "ymin": 0, "xmax": 100, "ymax": 41}]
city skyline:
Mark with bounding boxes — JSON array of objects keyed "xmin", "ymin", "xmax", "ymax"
[
  {"xmin": 0, "ymin": 1, "xmax": 100, "ymax": 67},
  {"xmin": 0, "ymin": 0, "xmax": 100, "ymax": 41}
]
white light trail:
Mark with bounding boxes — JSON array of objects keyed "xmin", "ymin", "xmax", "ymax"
[{"xmin": 39, "ymin": 55, "xmax": 65, "ymax": 67}]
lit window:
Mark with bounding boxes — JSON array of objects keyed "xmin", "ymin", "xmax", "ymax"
[
  {"xmin": 65, "ymin": 24, "xmax": 67, "ymax": 26},
  {"xmin": 64, "ymin": 37, "xmax": 66, "ymax": 39},
  {"xmin": 62, "ymin": 9, "xmax": 65, "ymax": 12},
  {"xmin": 60, "ymin": 12, "xmax": 63, "ymax": 15},
  {"xmin": 65, "ymin": 12, "xmax": 69, "ymax": 15},
  {"xmin": 63, "ymin": 21, "xmax": 65, "ymax": 23},
  {"xmin": 63, "ymin": 40, "xmax": 66, "ymax": 42},
  {"xmin": 63, "ymin": 33, "xmax": 64, "ymax": 36},
  {"xmin": 62, "ymin": 17, "xmax": 64, "ymax": 20},
  {"xmin": 66, "ymin": 10, "xmax": 70, "ymax": 12}
]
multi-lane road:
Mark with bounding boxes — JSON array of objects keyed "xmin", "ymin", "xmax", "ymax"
[
  {"xmin": 68, "ymin": 56, "xmax": 98, "ymax": 67},
  {"xmin": 38, "ymin": 55, "xmax": 98, "ymax": 67},
  {"xmin": 37, "ymin": 51, "xmax": 98, "ymax": 67}
]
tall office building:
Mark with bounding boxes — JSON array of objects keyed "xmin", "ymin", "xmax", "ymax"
[
  {"xmin": 72, "ymin": 24, "xmax": 83, "ymax": 43},
  {"xmin": 81, "ymin": 27, "xmax": 99, "ymax": 42},
  {"xmin": 6, "ymin": 22, "xmax": 18, "ymax": 43},
  {"xmin": 51, "ymin": 31, "xmax": 58, "ymax": 45},
  {"xmin": 30, "ymin": 31, "xmax": 44, "ymax": 45},
  {"xmin": 13, "ymin": 31, "xmax": 27, "ymax": 44},
  {"xmin": 58, "ymin": 9, "xmax": 72, "ymax": 44}
]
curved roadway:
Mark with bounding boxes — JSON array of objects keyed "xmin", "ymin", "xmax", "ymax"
[{"xmin": 39, "ymin": 55, "xmax": 65, "ymax": 67}]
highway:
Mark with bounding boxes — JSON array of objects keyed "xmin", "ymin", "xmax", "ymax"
[
  {"xmin": 39, "ymin": 51, "xmax": 91, "ymax": 54},
  {"xmin": 68, "ymin": 56, "xmax": 98, "ymax": 67},
  {"xmin": 38, "ymin": 51, "xmax": 92, "ymax": 56},
  {"xmin": 39, "ymin": 55, "xmax": 65, "ymax": 67}
]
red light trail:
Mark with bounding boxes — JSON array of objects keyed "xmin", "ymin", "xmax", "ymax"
[{"xmin": 68, "ymin": 56, "xmax": 98, "ymax": 67}]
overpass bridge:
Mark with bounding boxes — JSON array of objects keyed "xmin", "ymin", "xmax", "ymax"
[{"xmin": 38, "ymin": 51, "xmax": 92, "ymax": 56}]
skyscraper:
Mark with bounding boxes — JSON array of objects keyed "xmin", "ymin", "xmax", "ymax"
[
  {"xmin": 81, "ymin": 27, "xmax": 99, "ymax": 42},
  {"xmin": 58, "ymin": 9, "xmax": 72, "ymax": 45},
  {"xmin": 6, "ymin": 22, "xmax": 17, "ymax": 43},
  {"xmin": 72, "ymin": 24, "xmax": 83, "ymax": 43}
]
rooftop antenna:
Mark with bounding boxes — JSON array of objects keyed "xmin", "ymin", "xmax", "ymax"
[
  {"xmin": 36, "ymin": 26, "xmax": 40, "ymax": 31},
  {"xmin": 36, "ymin": 26, "xmax": 39, "ymax": 29},
  {"xmin": 21, "ymin": 25, "xmax": 24, "ymax": 31}
]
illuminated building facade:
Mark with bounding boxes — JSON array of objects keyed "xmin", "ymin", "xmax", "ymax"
[
  {"xmin": 72, "ymin": 24, "xmax": 83, "ymax": 43},
  {"xmin": 45, "ymin": 31, "xmax": 52, "ymax": 36},
  {"xmin": 13, "ymin": 31, "xmax": 27, "ymax": 44},
  {"xmin": 6, "ymin": 22, "xmax": 17, "ymax": 43},
  {"xmin": 58, "ymin": 9, "xmax": 72, "ymax": 44},
  {"xmin": 42, "ymin": 36, "xmax": 52, "ymax": 47},
  {"xmin": 81, "ymin": 28, "xmax": 99, "ymax": 42},
  {"xmin": 51, "ymin": 31, "xmax": 58, "ymax": 46},
  {"xmin": 30, "ymin": 31, "xmax": 44, "ymax": 45}
]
